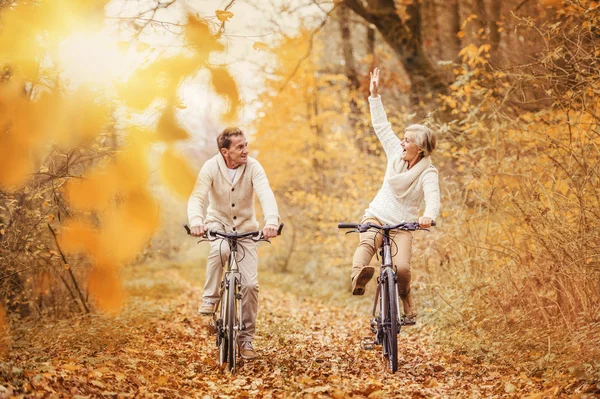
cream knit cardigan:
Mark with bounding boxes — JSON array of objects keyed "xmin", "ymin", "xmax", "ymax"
[
  {"xmin": 365, "ymin": 96, "xmax": 441, "ymax": 225},
  {"xmin": 187, "ymin": 154, "xmax": 279, "ymax": 233}
]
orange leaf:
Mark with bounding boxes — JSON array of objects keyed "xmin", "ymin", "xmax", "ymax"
[
  {"xmin": 215, "ymin": 10, "xmax": 234, "ymax": 22},
  {"xmin": 88, "ymin": 264, "xmax": 125, "ymax": 313},
  {"xmin": 159, "ymin": 147, "xmax": 197, "ymax": 198},
  {"xmin": 209, "ymin": 67, "xmax": 239, "ymax": 121},
  {"xmin": 252, "ymin": 42, "xmax": 269, "ymax": 52},
  {"xmin": 156, "ymin": 106, "xmax": 189, "ymax": 142}
]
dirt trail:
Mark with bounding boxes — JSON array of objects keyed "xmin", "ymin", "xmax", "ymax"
[{"xmin": 0, "ymin": 262, "xmax": 577, "ymax": 398}]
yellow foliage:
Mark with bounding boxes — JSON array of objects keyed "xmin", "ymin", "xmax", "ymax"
[
  {"xmin": 65, "ymin": 165, "xmax": 119, "ymax": 211},
  {"xmin": 185, "ymin": 14, "xmax": 224, "ymax": 61},
  {"xmin": 87, "ymin": 264, "xmax": 125, "ymax": 313},
  {"xmin": 118, "ymin": 55, "xmax": 199, "ymax": 110},
  {"xmin": 0, "ymin": 132, "xmax": 32, "ymax": 189},
  {"xmin": 155, "ymin": 106, "xmax": 189, "ymax": 142},
  {"xmin": 98, "ymin": 198, "xmax": 158, "ymax": 264},
  {"xmin": 58, "ymin": 220, "xmax": 100, "ymax": 256},
  {"xmin": 54, "ymin": 89, "xmax": 111, "ymax": 146},
  {"xmin": 159, "ymin": 147, "xmax": 197, "ymax": 199},
  {"xmin": 0, "ymin": 0, "xmax": 109, "ymax": 79},
  {"xmin": 209, "ymin": 67, "xmax": 239, "ymax": 121}
]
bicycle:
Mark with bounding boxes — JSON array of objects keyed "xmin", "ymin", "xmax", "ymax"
[
  {"xmin": 338, "ymin": 221, "xmax": 434, "ymax": 373},
  {"xmin": 184, "ymin": 223, "xmax": 283, "ymax": 373}
]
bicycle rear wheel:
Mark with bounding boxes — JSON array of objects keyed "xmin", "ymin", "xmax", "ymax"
[
  {"xmin": 226, "ymin": 274, "xmax": 239, "ymax": 372},
  {"xmin": 382, "ymin": 268, "xmax": 398, "ymax": 372}
]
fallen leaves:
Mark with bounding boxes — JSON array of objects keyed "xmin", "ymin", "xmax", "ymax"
[{"xmin": 2, "ymin": 263, "xmax": 595, "ymax": 398}]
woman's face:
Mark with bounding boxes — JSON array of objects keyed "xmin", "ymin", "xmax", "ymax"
[{"xmin": 401, "ymin": 130, "xmax": 422, "ymax": 163}]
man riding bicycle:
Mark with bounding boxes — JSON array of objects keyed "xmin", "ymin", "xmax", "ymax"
[{"xmin": 187, "ymin": 127, "xmax": 280, "ymax": 360}]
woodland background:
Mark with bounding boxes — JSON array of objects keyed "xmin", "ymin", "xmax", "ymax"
[{"xmin": 0, "ymin": 0, "xmax": 599, "ymax": 395}]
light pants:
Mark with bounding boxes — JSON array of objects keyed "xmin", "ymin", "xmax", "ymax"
[
  {"xmin": 202, "ymin": 235, "xmax": 259, "ymax": 343},
  {"xmin": 352, "ymin": 217, "xmax": 416, "ymax": 317}
]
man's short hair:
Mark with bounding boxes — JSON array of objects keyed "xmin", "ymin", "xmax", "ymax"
[
  {"xmin": 217, "ymin": 127, "xmax": 244, "ymax": 150},
  {"xmin": 405, "ymin": 124, "xmax": 437, "ymax": 157}
]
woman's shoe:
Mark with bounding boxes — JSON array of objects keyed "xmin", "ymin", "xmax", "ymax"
[{"xmin": 351, "ymin": 266, "xmax": 374, "ymax": 295}]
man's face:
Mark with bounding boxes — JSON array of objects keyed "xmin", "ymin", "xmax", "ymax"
[{"xmin": 222, "ymin": 134, "xmax": 249, "ymax": 168}]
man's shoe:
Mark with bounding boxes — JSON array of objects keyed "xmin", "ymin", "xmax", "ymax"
[
  {"xmin": 239, "ymin": 341, "xmax": 258, "ymax": 360},
  {"xmin": 401, "ymin": 314, "xmax": 417, "ymax": 326},
  {"xmin": 198, "ymin": 301, "xmax": 216, "ymax": 315},
  {"xmin": 352, "ymin": 266, "xmax": 374, "ymax": 295}
]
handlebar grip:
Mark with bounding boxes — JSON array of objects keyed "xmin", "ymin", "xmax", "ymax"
[
  {"xmin": 277, "ymin": 223, "xmax": 284, "ymax": 235},
  {"xmin": 431, "ymin": 221, "xmax": 437, "ymax": 226},
  {"xmin": 338, "ymin": 223, "xmax": 358, "ymax": 229},
  {"xmin": 184, "ymin": 224, "xmax": 191, "ymax": 235},
  {"xmin": 209, "ymin": 231, "xmax": 217, "ymax": 237}
]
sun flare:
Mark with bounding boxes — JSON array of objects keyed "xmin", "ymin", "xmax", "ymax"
[{"xmin": 58, "ymin": 32, "xmax": 130, "ymax": 86}]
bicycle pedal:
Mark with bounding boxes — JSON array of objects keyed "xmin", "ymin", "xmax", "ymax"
[{"xmin": 361, "ymin": 337, "xmax": 377, "ymax": 350}]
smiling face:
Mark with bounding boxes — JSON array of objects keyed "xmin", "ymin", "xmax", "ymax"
[
  {"xmin": 401, "ymin": 130, "xmax": 422, "ymax": 164},
  {"xmin": 221, "ymin": 134, "xmax": 249, "ymax": 168}
]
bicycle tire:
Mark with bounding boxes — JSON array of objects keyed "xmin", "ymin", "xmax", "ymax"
[
  {"xmin": 227, "ymin": 274, "xmax": 238, "ymax": 372},
  {"xmin": 218, "ymin": 291, "xmax": 227, "ymax": 366},
  {"xmin": 383, "ymin": 268, "xmax": 398, "ymax": 372}
]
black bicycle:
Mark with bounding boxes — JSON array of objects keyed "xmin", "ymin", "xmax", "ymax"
[
  {"xmin": 338, "ymin": 221, "xmax": 434, "ymax": 372},
  {"xmin": 184, "ymin": 223, "xmax": 283, "ymax": 372}
]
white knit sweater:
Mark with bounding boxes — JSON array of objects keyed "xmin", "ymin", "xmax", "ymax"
[
  {"xmin": 187, "ymin": 154, "xmax": 279, "ymax": 233},
  {"xmin": 364, "ymin": 96, "xmax": 441, "ymax": 225}
]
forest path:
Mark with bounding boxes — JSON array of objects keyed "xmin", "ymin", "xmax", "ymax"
[{"xmin": 2, "ymin": 261, "xmax": 565, "ymax": 398}]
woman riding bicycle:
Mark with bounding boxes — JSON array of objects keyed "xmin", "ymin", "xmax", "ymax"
[{"xmin": 350, "ymin": 68, "xmax": 440, "ymax": 325}]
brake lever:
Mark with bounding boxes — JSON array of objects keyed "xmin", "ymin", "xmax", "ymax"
[{"xmin": 345, "ymin": 229, "xmax": 359, "ymax": 235}]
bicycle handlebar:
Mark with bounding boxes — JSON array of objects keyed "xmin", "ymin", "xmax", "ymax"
[
  {"xmin": 338, "ymin": 221, "xmax": 436, "ymax": 232},
  {"xmin": 184, "ymin": 223, "xmax": 284, "ymax": 240}
]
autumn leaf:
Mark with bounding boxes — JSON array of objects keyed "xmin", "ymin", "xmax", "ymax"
[
  {"xmin": 64, "ymin": 165, "xmax": 119, "ymax": 211},
  {"xmin": 184, "ymin": 14, "xmax": 224, "ymax": 61},
  {"xmin": 118, "ymin": 55, "xmax": 198, "ymax": 110},
  {"xmin": 159, "ymin": 147, "xmax": 197, "ymax": 198},
  {"xmin": 156, "ymin": 106, "xmax": 190, "ymax": 142},
  {"xmin": 209, "ymin": 67, "xmax": 239, "ymax": 121},
  {"xmin": 253, "ymin": 42, "xmax": 269, "ymax": 52},
  {"xmin": 87, "ymin": 264, "xmax": 125, "ymax": 313},
  {"xmin": 215, "ymin": 10, "xmax": 234, "ymax": 22},
  {"xmin": 58, "ymin": 219, "xmax": 100, "ymax": 257},
  {"xmin": 97, "ymin": 195, "xmax": 159, "ymax": 264}
]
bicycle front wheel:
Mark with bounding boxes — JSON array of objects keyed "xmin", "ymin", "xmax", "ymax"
[
  {"xmin": 227, "ymin": 274, "xmax": 239, "ymax": 372},
  {"xmin": 218, "ymin": 289, "xmax": 227, "ymax": 366},
  {"xmin": 383, "ymin": 268, "xmax": 398, "ymax": 372}
]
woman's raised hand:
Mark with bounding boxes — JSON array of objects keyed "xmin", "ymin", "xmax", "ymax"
[{"xmin": 370, "ymin": 67, "xmax": 380, "ymax": 97}]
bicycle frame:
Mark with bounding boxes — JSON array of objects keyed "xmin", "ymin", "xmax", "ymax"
[
  {"xmin": 371, "ymin": 229, "xmax": 402, "ymax": 342},
  {"xmin": 184, "ymin": 223, "xmax": 283, "ymax": 373},
  {"xmin": 217, "ymin": 240, "xmax": 244, "ymax": 352},
  {"xmin": 338, "ymin": 220, "xmax": 434, "ymax": 373}
]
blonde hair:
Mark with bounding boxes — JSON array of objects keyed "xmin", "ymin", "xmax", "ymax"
[{"xmin": 405, "ymin": 124, "xmax": 436, "ymax": 157}]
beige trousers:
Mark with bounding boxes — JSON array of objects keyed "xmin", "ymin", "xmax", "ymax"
[
  {"xmin": 352, "ymin": 217, "xmax": 416, "ymax": 317},
  {"xmin": 203, "ymin": 229, "xmax": 259, "ymax": 343}
]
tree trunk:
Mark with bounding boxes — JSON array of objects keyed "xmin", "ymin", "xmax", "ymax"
[
  {"xmin": 343, "ymin": 0, "xmax": 446, "ymax": 105},
  {"xmin": 450, "ymin": 0, "xmax": 462, "ymax": 58},
  {"xmin": 489, "ymin": 0, "xmax": 502, "ymax": 60},
  {"xmin": 428, "ymin": 0, "xmax": 443, "ymax": 60},
  {"xmin": 475, "ymin": 0, "xmax": 488, "ymax": 37},
  {"xmin": 338, "ymin": 4, "xmax": 360, "ymax": 90},
  {"xmin": 367, "ymin": 23, "xmax": 376, "ymax": 68}
]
